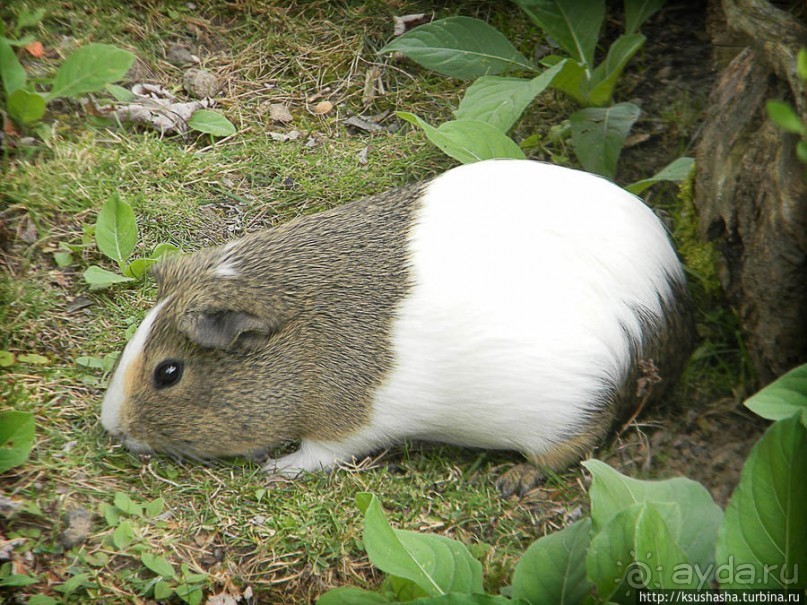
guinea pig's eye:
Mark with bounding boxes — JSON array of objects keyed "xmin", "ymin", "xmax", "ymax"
[{"xmin": 153, "ymin": 359, "xmax": 184, "ymax": 389}]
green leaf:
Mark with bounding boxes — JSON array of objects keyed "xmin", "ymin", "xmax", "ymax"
[
  {"xmin": 95, "ymin": 195, "xmax": 137, "ymax": 263},
  {"xmin": 126, "ymin": 257, "xmax": 157, "ymax": 280},
  {"xmin": 798, "ymin": 140, "xmax": 807, "ymax": 164},
  {"xmin": 408, "ymin": 596, "xmax": 520, "ymax": 604},
  {"xmin": 113, "ymin": 519, "xmax": 135, "ymax": 549},
  {"xmin": 175, "ymin": 582, "xmax": 204, "ymax": 605},
  {"xmin": 0, "ymin": 411, "xmax": 35, "ymax": 473},
  {"xmin": 53, "ymin": 250, "xmax": 73, "ymax": 267},
  {"xmin": 513, "ymin": 0, "xmax": 604, "ymax": 68},
  {"xmin": 542, "ymin": 55, "xmax": 589, "ymax": 105},
  {"xmin": 76, "ymin": 356, "xmax": 105, "ymax": 369},
  {"xmin": 114, "ymin": 492, "xmax": 143, "ymax": 516},
  {"xmin": 380, "ymin": 16, "xmax": 536, "ymax": 80},
  {"xmin": 398, "ymin": 113, "xmax": 525, "ymax": 163},
  {"xmin": 145, "ymin": 497, "xmax": 165, "ymax": 518},
  {"xmin": 102, "ymin": 503, "xmax": 121, "ymax": 527},
  {"xmin": 17, "ymin": 353, "xmax": 49, "ymax": 365},
  {"xmin": 105, "ymin": 83, "xmax": 136, "ymax": 102},
  {"xmin": 154, "ymin": 580, "xmax": 174, "ymax": 600},
  {"xmin": 744, "ymin": 363, "xmax": 807, "ymax": 426},
  {"xmin": 0, "ymin": 574, "xmax": 38, "ymax": 587},
  {"xmin": 54, "ymin": 572, "xmax": 91, "ymax": 596},
  {"xmin": 766, "ymin": 100, "xmax": 806, "ymax": 135},
  {"xmin": 583, "ymin": 459, "xmax": 722, "ymax": 572},
  {"xmin": 187, "ymin": 109, "xmax": 236, "ymax": 137},
  {"xmin": 0, "ymin": 36, "xmax": 26, "ymax": 94},
  {"xmin": 454, "ymin": 61, "xmax": 566, "ymax": 132},
  {"xmin": 357, "ymin": 492, "xmax": 483, "ymax": 597},
  {"xmin": 569, "ymin": 102, "xmax": 641, "ymax": 178},
  {"xmin": 798, "ymin": 48, "xmax": 807, "ymax": 81},
  {"xmin": 141, "ymin": 552, "xmax": 176, "ymax": 580},
  {"xmin": 47, "ymin": 43, "xmax": 135, "ymax": 101},
  {"xmin": 27, "ymin": 595, "xmax": 57, "ymax": 605},
  {"xmin": 0, "ymin": 351, "xmax": 14, "ymax": 367},
  {"xmin": 625, "ymin": 157, "xmax": 695, "ymax": 195},
  {"xmin": 318, "ymin": 587, "xmax": 392, "ymax": 605},
  {"xmin": 152, "ymin": 242, "xmax": 180, "ymax": 258},
  {"xmin": 511, "ymin": 517, "xmax": 594, "ymax": 605},
  {"xmin": 84, "ymin": 265, "xmax": 135, "ymax": 290},
  {"xmin": 624, "ymin": 0, "xmax": 667, "ymax": 35},
  {"xmin": 7, "ymin": 88, "xmax": 46, "ymax": 125},
  {"xmin": 587, "ymin": 502, "xmax": 696, "ymax": 603},
  {"xmin": 17, "ymin": 8, "xmax": 46, "ymax": 30},
  {"xmin": 587, "ymin": 33, "xmax": 646, "ymax": 106},
  {"xmin": 716, "ymin": 415, "xmax": 807, "ymax": 589}
]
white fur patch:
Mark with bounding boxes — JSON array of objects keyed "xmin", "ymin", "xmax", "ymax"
[
  {"xmin": 336, "ymin": 160, "xmax": 683, "ymax": 463},
  {"xmin": 101, "ymin": 297, "xmax": 170, "ymax": 436},
  {"xmin": 215, "ymin": 261, "xmax": 238, "ymax": 278}
]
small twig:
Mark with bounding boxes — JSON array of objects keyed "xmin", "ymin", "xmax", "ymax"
[{"xmin": 618, "ymin": 359, "xmax": 662, "ymax": 435}]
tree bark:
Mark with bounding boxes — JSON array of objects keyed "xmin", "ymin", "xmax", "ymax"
[{"xmin": 695, "ymin": 0, "xmax": 807, "ymax": 383}]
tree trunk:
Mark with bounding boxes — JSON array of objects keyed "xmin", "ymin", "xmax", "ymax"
[{"xmin": 695, "ymin": 0, "xmax": 807, "ymax": 383}]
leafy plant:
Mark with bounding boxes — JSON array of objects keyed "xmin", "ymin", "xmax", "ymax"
[
  {"xmin": 319, "ymin": 363, "xmax": 807, "ymax": 603},
  {"xmin": 0, "ymin": 410, "xmax": 35, "ymax": 473},
  {"xmin": 100, "ymin": 492, "xmax": 209, "ymax": 604},
  {"xmin": 766, "ymin": 48, "xmax": 807, "ymax": 164},
  {"xmin": 82, "ymin": 195, "xmax": 179, "ymax": 290},
  {"xmin": 381, "ymin": 0, "xmax": 684, "ymax": 182}
]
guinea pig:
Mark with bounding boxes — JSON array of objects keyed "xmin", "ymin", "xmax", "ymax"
[{"xmin": 101, "ymin": 159, "xmax": 693, "ymax": 495}]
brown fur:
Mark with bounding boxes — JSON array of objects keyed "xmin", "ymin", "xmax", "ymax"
[{"xmin": 120, "ymin": 182, "xmax": 427, "ymax": 459}]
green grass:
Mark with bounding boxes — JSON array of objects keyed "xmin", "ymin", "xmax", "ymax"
[{"xmin": 0, "ymin": 1, "xmax": 747, "ymax": 603}]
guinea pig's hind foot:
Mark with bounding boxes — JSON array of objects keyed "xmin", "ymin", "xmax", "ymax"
[{"xmin": 495, "ymin": 463, "xmax": 546, "ymax": 498}]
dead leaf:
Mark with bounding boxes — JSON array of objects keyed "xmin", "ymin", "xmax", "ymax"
[
  {"xmin": 393, "ymin": 13, "xmax": 430, "ymax": 36},
  {"xmin": 17, "ymin": 214, "xmax": 38, "ymax": 244},
  {"xmin": 357, "ymin": 146, "xmax": 369, "ymax": 165},
  {"xmin": 49, "ymin": 271, "xmax": 70, "ymax": 288},
  {"xmin": 24, "ymin": 41, "xmax": 45, "ymax": 58},
  {"xmin": 343, "ymin": 115, "xmax": 382, "ymax": 133},
  {"xmin": 96, "ymin": 83, "xmax": 212, "ymax": 134},
  {"xmin": 268, "ymin": 103, "xmax": 293, "ymax": 123},
  {"xmin": 66, "ymin": 296, "xmax": 94, "ymax": 313},
  {"xmin": 313, "ymin": 100, "xmax": 333, "ymax": 115},
  {"xmin": 206, "ymin": 594, "xmax": 240, "ymax": 605}
]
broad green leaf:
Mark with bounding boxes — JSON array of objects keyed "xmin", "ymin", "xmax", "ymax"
[
  {"xmin": 141, "ymin": 553, "xmax": 176, "ymax": 579},
  {"xmin": 408, "ymin": 596, "xmax": 522, "ymax": 604},
  {"xmin": 399, "ymin": 113, "xmax": 525, "ymax": 163},
  {"xmin": 543, "ymin": 55, "xmax": 589, "ymax": 105},
  {"xmin": 7, "ymin": 88, "xmax": 46, "ymax": 125},
  {"xmin": 152, "ymin": 242, "xmax": 180, "ymax": 258},
  {"xmin": 154, "ymin": 580, "xmax": 174, "ymax": 600},
  {"xmin": 114, "ymin": 492, "xmax": 142, "ymax": 516},
  {"xmin": 0, "ymin": 36, "xmax": 26, "ymax": 94},
  {"xmin": 716, "ymin": 415, "xmax": 807, "ymax": 589},
  {"xmin": 587, "ymin": 33, "xmax": 646, "ymax": 106},
  {"xmin": 0, "ymin": 411, "xmax": 35, "ymax": 473},
  {"xmin": 105, "ymin": 83, "xmax": 136, "ymax": 102},
  {"xmin": 454, "ymin": 61, "xmax": 566, "ymax": 132},
  {"xmin": 625, "ymin": 156, "xmax": 695, "ymax": 195},
  {"xmin": 17, "ymin": 353, "xmax": 49, "ymax": 365},
  {"xmin": 513, "ymin": 0, "xmax": 604, "ymax": 68},
  {"xmin": 511, "ymin": 518, "xmax": 594, "ymax": 605},
  {"xmin": 586, "ymin": 502, "xmax": 691, "ymax": 603},
  {"xmin": 798, "ymin": 48, "xmax": 807, "ymax": 81},
  {"xmin": 356, "ymin": 493, "xmax": 483, "ymax": 597},
  {"xmin": 126, "ymin": 257, "xmax": 157, "ymax": 279},
  {"xmin": 76, "ymin": 356, "xmax": 105, "ymax": 369},
  {"xmin": 27, "ymin": 596, "xmax": 57, "ymax": 605},
  {"xmin": 47, "ymin": 43, "xmax": 135, "ymax": 101},
  {"xmin": 624, "ymin": 0, "xmax": 667, "ymax": 35},
  {"xmin": 83, "ymin": 265, "xmax": 135, "ymax": 290},
  {"xmin": 145, "ymin": 497, "xmax": 165, "ymax": 518},
  {"xmin": 0, "ymin": 574, "xmax": 38, "ymax": 587},
  {"xmin": 569, "ymin": 102, "xmax": 641, "ymax": 178},
  {"xmin": 583, "ymin": 459, "xmax": 722, "ymax": 572},
  {"xmin": 317, "ymin": 587, "xmax": 392, "ymax": 604},
  {"xmin": 0, "ymin": 351, "xmax": 14, "ymax": 367},
  {"xmin": 95, "ymin": 195, "xmax": 137, "ymax": 263},
  {"xmin": 53, "ymin": 250, "xmax": 73, "ymax": 267},
  {"xmin": 766, "ymin": 100, "xmax": 806, "ymax": 135},
  {"xmin": 113, "ymin": 519, "xmax": 135, "ymax": 549},
  {"xmin": 380, "ymin": 16, "xmax": 536, "ymax": 80},
  {"xmin": 744, "ymin": 363, "xmax": 807, "ymax": 426},
  {"xmin": 53, "ymin": 573, "xmax": 91, "ymax": 596},
  {"xmin": 187, "ymin": 109, "xmax": 236, "ymax": 137},
  {"xmin": 175, "ymin": 583, "xmax": 204, "ymax": 605}
]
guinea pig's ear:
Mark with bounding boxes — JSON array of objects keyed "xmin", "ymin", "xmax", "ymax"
[{"xmin": 178, "ymin": 307, "xmax": 278, "ymax": 351}]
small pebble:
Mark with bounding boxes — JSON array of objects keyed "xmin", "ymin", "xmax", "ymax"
[{"xmin": 183, "ymin": 68, "xmax": 218, "ymax": 99}]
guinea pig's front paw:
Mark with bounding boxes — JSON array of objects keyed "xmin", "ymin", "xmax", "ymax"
[
  {"xmin": 262, "ymin": 439, "xmax": 346, "ymax": 477},
  {"xmin": 495, "ymin": 463, "xmax": 546, "ymax": 498}
]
